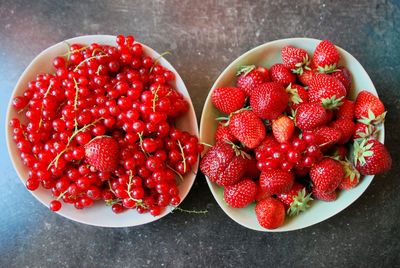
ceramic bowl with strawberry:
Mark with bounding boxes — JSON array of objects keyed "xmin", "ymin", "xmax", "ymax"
[
  {"xmin": 200, "ymin": 38, "xmax": 391, "ymax": 232},
  {"xmin": 6, "ymin": 35, "xmax": 201, "ymax": 227}
]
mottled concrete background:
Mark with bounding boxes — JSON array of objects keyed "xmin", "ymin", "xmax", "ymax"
[{"xmin": 0, "ymin": 0, "xmax": 399, "ymax": 267}]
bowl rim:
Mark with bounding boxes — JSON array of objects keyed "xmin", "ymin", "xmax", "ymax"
[
  {"xmin": 6, "ymin": 34, "xmax": 199, "ymax": 227},
  {"xmin": 200, "ymin": 37, "xmax": 385, "ymax": 232}
]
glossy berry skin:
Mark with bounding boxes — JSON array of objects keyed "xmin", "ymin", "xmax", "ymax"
[
  {"xmin": 310, "ymin": 126, "xmax": 342, "ymax": 150},
  {"xmin": 215, "ymin": 121, "xmax": 237, "ymax": 143},
  {"xmin": 286, "ymin": 84, "xmax": 309, "ymax": 111},
  {"xmin": 330, "ymin": 66, "xmax": 352, "ymax": 94},
  {"xmin": 272, "ymin": 115, "xmax": 295, "ymax": 144},
  {"xmin": 281, "ymin": 46, "xmax": 310, "ymax": 73},
  {"xmin": 236, "ymin": 65, "xmax": 269, "ymax": 96},
  {"xmin": 224, "ymin": 179, "xmax": 257, "ymax": 208},
  {"xmin": 85, "ymin": 137, "xmax": 120, "ymax": 172},
  {"xmin": 277, "ymin": 182, "xmax": 312, "ymax": 216},
  {"xmin": 312, "ymin": 188, "xmax": 337, "ymax": 202},
  {"xmin": 211, "ymin": 87, "xmax": 246, "ymax": 114},
  {"xmin": 310, "ymin": 158, "xmax": 344, "ymax": 193},
  {"xmin": 269, "ymin": 64, "xmax": 296, "ymax": 86},
  {"xmin": 229, "ymin": 110, "xmax": 266, "ymax": 149},
  {"xmin": 312, "ymin": 40, "xmax": 340, "ymax": 73},
  {"xmin": 353, "ymin": 139, "xmax": 391, "ymax": 175},
  {"xmin": 339, "ymin": 160, "xmax": 360, "ymax": 190},
  {"xmin": 49, "ymin": 200, "xmax": 62, "ymax": 211},
  {"xmin": 308, "ymin": 74, "xmax": 347, "ymax": 109},
  {"xmin": 254, "ymin": 134, "xmax": 279, "ymax": 156},
  {"xmin": 330, "ymin": 118, "xmax": 355, "ymax": 145},
  {"xmin": 255, "ymin": 197, "xmax": 285, "ymax": 229},
  {"xmin": 295, "ymin": 103, "xmax": 327, "ymax": 131},
  {"xmin": 200, "ymin": 142, "xmax": 247, "ymax": 186},
  {"xmin": 354, "ymin": 90, "xmax": 385, "ymax": 123},
  {"xmin": 259, "ymin": 169, "xmax": 294, "ymax": 195},
  {"xmin": 250, "ymin": 82, "xmax": 289, "ymax": 120},
  {"xmin": 335, "ymin": 99, "xmax": 354, "ymax": 120},
  {"xmin": 298, "ymin": 69, "xmax": 315, "ymax": 86}
]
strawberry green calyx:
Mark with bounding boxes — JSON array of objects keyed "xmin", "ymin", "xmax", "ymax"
[
  {"xmin": 354, "ymin": 124, "xmax": 379, "ymax": 142},
  {"xmin": 224, "ymin": 139, "xmax": 251, "ymax": 159},
  {"xmin": 317, "ymin": 63, "xmax": 339, "ymax": 74},
  {"xmin": 321, "ymin": 95, "xmax": 344, "ymax": 110},
  {"xmin": 340, "ymin": 160, "xmax": 360, "ymax": 184},
  {"xmin": 353, "ymin": 139, "xmax": 374, "ymax": 166},
  {"xmin": 292, "ymin": 54, "xmax": 311, "ymax": 75},
  {"xmin": 287, "ymin": 188, "xmax": 313, "ymax": 216},
  {"xmin": 358, "ymin": 109, "xmax": 387, "ymax": 126},
  {"xmin": 236, "ymin": 65, "xmax": 256, "ymax": 76},
  {"xmin": 286, "ymin": 83, "xmax": 303, "ymax": 105}
]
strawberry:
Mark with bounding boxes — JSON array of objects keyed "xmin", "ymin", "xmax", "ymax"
[
  {"xmin": 224, "ymin": 178, "xmax": 257, "ymax": 208},
  {"xmin": 335, "ymin": 99, "xmax": 354, "ymax": 120},
  {"xmin": 269, "ymin": 63, "xmax": 296, "ymax": 86},
  {"xmin": 353, "ymin": 122, "xmax": 378, "ymax": 141},
  {"xmin": 295, "ymin": 103, "xmax": 327, "ymax": 131},
  {"xmin": 229, "ymin": 110, "xmax": 266, "ymax": 149},
  {"xmin": 353, "ymin": 139, "xmax": 391, "ymax": 175},
  {"xmin": 323, "ymin": 109, "xmax": 334, "ymax": 125},
  {"xmin": 313, "ymin": 40, "xmax": 340, "ymax": 73},
  {"xmin": 312, "ymin": 188, "xmax": 337, "ymax": 202},
  {"xmin": 310, "ymin": 158, "xmax": 344, "ymax": 193},
  {"xmin": 255, "ymin": 197, "xmax": 285, "ymax": 229},
  {"xmin": 310, "ymin": 126, "xmax": 342, "ymax": 150},
  {"xmin": 330, "ymin": 118, "xmax": 355, "ymax": 144},
  {"xmin": 236, "ymin": 65, "xmax": 269, "ymax": 96},
  {"xmin": 259, "ymin": 169, "xmax": 294, "ymax": 195},
  {"xmin": 272, "ymin": 115, "xmax": 295, "ymax": 143},
  {"xmin": 339, "ymin": 160, "xmax": 360, "ymax": 190},
  {"xmin": 330, "ymin": 66, "xmax": 352, "ymax": 94},
  {"xmin": 286, "ymin": 84, "xmax": 309, "ymax": 111},
  {"xmin": 254, "ymin": 134, "xmax": 279, "ymax": 155},
  {"xmin": 281, "ymin": 46, "xmax": 310, "ymax": 74},
  {"xmin": 354, "ymin": 90, "xmax": 386, "ymax": 125},
  {"xmin": 255, "ymin": 186, "xmax": 271, "ymax": 201},
  {"xmin": 308, "ymin": 74, "xmax": 347, "ymax": 109},
  {"xmin": 277, "ymin": 182, "xmax": 312, "ymax": 216},
  {"xmin": 84, "ymin": 136, "xmax": 119, "ymax": 172},
  {"xmin": 298, "ymin": 69, "xmax": 315, "ymax": 86},
  {"xmin": 250, "ymin": 82, "xmax": 289, "ymax": 120},
  {"xmin": 215, "ymin": 120, "xmax": 237, "ymax": 143},
  {"xmin": 211, "ymin": 87, "xmax": 246, "ymax": 114}
]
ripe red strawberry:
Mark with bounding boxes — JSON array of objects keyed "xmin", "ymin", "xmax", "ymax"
[
  {"xmin": 272, "ymin": 115, "xmax": 295, "ymax": 143},
  {"xmin": 269, "ymin": 64, "xmax": 296, "ymax": 86},
  {"xmin": 255, "ymin": 197, "xmax": 285, "ymax": 229},
  {"xmin": 277, "ymin": 182, "xmax": 312, "ymax": 216},
  {"xmin": 295, "ymin": 103, "xmax": 327, "ymax": 131},
  {"xmin": 255, "ymin": 186, "xmax": 271, "ymax": 201},
  {"xmin": 335, "ymin": 99, "xmax": 354, "ymax": 120},
  {"xmin": 224, "ymin": 178, "xmax": 257, "ymax": 208},
  {"xmin": 200, "ymin": 142, "xmax": 249, "ymax": 186},
  {"xmin": 229, "ymin": 110, "xmax": 266, "ymax": 149},
  {"xmin": 215, "ymin": 120, "xmax": 237, "ymax": 143},
  {"xmin": 313, "ymin": 40, "xmax": 340, "ymax": 73},
  {"xmin": 310, "ymin": 158, "xmax": 344, "ymax": 193},
  {"xmin": 339, "ymin": 160, "xmax": 360, "ymax": 190},
  {"xmin": 254, "ymin": 134, "xmax": 279, "ymax": 155},
  {"xmin": 353, "ymin": 139, "xmax": 391, "ymax": 175},
  {"xmin": 310, "ymin": 126, "xmax": 342, "ymax": 150},
  {"xmin": 354, "ymin": 90, "xmax": 386, "ymax": 125},
  {"xmin": 281, "ymin": 46, "xmax": 310, "ymax": 74},
  {"xmin": 84, "ymin": 136, "xmax": 119, "ymax": 172},
  {"xmin": 236, "ymin": 65, "xmax": 269, "ymax": 96},
  {"xmin": 250, "ymin": 82, "xmax": 289, "ymax": 120},
  {"xmin": 308, "ymin": 74, "xmax": 347, "ymax": 109},
  {"xmin": 312, "ymin": 188, "xmax": 337, "ymax": 202},
  {"xmin": 211, "ymin": 87, "xmax": 246, "ymax": 114},
  {"xmin": 323, "ymin": 109, "xmax": 334, "ymax": 125},
  {"xmin": 298, "ymin": 69, "xmax": 315, "ymax": 86},
  {"xmin": 353, "ymin": 122, "xmax": 378, "ymax": 141},
  {"xmin": 286, "ymin": 84, "xmax": 309, "ymax": 111},
  {"xmin": 259, "ymin": 169, "xmax": 294, "ymax": 195},
  {"xmin": 331, "ymin": 66, "xmax": 352, "ymax": 94},
  {"xmin": 330, "ymin": 118, "xmax": 355, "ymax": 144}
]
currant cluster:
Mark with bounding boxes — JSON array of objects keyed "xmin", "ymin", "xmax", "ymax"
[
  {"xmin": 255, "ymin": 133, "xmax": 322, "ymax": 175},
  {"xmin": 10, "ymin": 34, "xmax": 203, "ymax": 216}
]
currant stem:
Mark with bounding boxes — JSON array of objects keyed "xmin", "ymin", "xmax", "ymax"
[
  {"xmin": 73, "ymin": 54, "xmax": 108, "ymax": 72},
  {"xmin": 173, "ymin": 207, "xmax": 208, "ymax": 214},
  {"xmin": 149, "ymin": 51, "xmax": 171, "ymax": 73},
  {"xmin": 166, "ymin": 164, "xmax": 184, "ymax": 182},
  {"xmin": 177, "ymin": 140, "xmax": 187, "ymax": 173}
]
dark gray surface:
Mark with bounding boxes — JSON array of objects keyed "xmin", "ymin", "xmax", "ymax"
[{"xmin": 1, "ymin": 0, "xmax": 399, "ymax": 267}]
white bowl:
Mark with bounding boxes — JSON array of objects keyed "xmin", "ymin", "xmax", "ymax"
[
  {"xmin": 200, "ymin": 37, "xmax": 385, "ymax": 232},
  {"xmin": 6, "ymin": 35, "xmax": 199, "ymax": 227}
]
